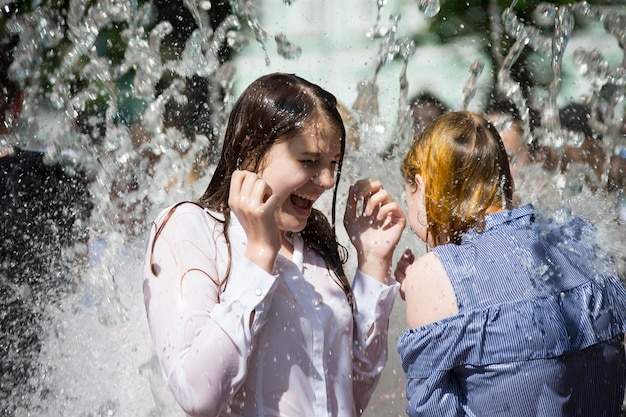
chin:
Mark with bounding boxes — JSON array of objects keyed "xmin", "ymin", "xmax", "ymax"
[
  {"xmin": 288, "ymin": 222, "xmax": 308, "ymax": 233},
  {"xmin": 276, "ymin": 215, "xmax": 308, "ymax": 234}
]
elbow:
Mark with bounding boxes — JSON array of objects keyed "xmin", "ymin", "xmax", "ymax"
[
  {"xmin": 170, "ymin": 384, "xmax": 225, "ymax": 417},
  {"xmin": 180, "ymin": 404, "xmax": 221, "ymax": 417},
  {"xmin": 156, "ymin": 337, "xmax": 244, "ymax": 417},
  {"xmin": 167, "ymin": 368, "xmax": 226, "ymax": 417}
]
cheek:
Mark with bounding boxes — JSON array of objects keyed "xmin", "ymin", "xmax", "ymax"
[
  {"xmin": 405, "ymin": 194, "xmax": 428, "ymax": 239},
  {"xmin": 263, "ymin": 168, "xmax": 308, "ymax": 199},
  {"xmin": 404, "ymin": 189, "xmax": 418, "ymax": 217},
  {"xmin": 404, "ymin": 199, "xmax": 417, "ymax": 224}
]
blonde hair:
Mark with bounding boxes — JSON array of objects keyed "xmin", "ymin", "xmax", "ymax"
[{"xmin": 402, "ymin": 111, "xmax": 514, "ymax": 246}]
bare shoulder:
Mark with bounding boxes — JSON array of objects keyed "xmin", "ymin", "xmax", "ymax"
[{"xmin": 403, "ymin": 251, "xmax": 459, "ymax": 328}]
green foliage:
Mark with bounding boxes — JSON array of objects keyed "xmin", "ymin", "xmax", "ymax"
[
  {"xmin": 408, "ymin": 0, "xmax": 621, "ymax": 103},
  {"xmin": 414, "ymin": 0, "xmax": 609, "ymax": 45}
]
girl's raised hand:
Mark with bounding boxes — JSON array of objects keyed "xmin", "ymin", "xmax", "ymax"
[
  {"xmin": 229, "ymin": 169, "xmax": 281, "ymax": 273},
  {"xmin": 344, "ymin": 178, "xmax": 406, "ymax": 284}
]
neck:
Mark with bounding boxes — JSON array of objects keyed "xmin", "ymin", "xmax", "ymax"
[{"xmin": 280, "ymin": 232, "xmax": 294, "ymax": 259}]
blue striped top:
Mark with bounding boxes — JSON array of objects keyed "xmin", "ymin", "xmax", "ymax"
[{"xmin": 398, "ymin": 204, "xmax": 626, "ymax": 417}]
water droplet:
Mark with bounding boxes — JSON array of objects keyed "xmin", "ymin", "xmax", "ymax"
[{"xmin": 417, "ymin": 0, "xmax": 440, "ymax": 18}]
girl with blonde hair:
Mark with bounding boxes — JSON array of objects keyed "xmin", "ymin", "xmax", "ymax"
[{"xmin": 396, "ymin": 111, "xmax": 626, "ymax": 417}]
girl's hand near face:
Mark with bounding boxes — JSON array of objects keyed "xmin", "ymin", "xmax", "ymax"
[
  {"xmin": 229, "ymin": 169, "xmax": 282, "ymax": 273},
  {"xmin": 344, "ymin": 178, "xmax": 406, "ymax": 284}
]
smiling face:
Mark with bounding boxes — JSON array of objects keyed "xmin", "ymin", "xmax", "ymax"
[{"xmin": 259, "ymin": 118, "xmax": 342, "ymax": 234}]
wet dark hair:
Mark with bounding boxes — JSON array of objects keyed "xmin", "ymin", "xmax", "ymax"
[
  {"xmin": 409, "ymin": 91, "xmax": 449, "ymax": 136},
  {"xmin": 484, "ymin": 96, "xmax": 521, "ymax": 120},
  {"xmin": 409, "ymin": 91, "xmax": 449, "ymax": 114},
  {"xmin": 559, "ymin": 102, "xmax": 602, "ymax": 141},
  {"xmin": 152, "ymin": 73, "xmax": 352, "ymax": 307}
]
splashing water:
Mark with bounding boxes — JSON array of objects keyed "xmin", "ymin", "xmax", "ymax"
[
  {"xmin": 461, "ymin": 59, "xmax": 485, "ymax": 111},
  {"xmin": 1, "ymin": 1, "xmax": 625, "ymax": 416},
  {"xmin": 417, "ymin": 0, "xmax": 440, "ymax": 19}
]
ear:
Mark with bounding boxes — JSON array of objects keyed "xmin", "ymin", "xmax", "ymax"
[
  {"xmin": 12, "ymin": 89, "xmax": 24, "ymax": 120},
  {"xmin": 414, "ymin": 174, "xmax": 426, "ymax": 205},
  {"xmin": 413, "ymin": 174, "xmax": 423, "ymax": 188}
]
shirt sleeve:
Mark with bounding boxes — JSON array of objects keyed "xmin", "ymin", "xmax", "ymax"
[
  {"xmin": 143, "ymin": 204, "xmax": 278, "ymax": 417},
  {"xmin": 350, "ymin": 269, "xmax": 399, "ymax": 414},
  {"xmin": 405, "ymin": 371, "xmax": 466, "ymax": 417}
]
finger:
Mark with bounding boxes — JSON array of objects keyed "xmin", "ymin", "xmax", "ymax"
[
  {"xmin": 354, "ymin": 178, "xmax": 382, "ymax": 194},
  {"xmin": 381, "ymin": 213, "xmax": 407, "ymax": 231},
  {"xmin": 351, "ymin": 179, "xmax": 380, "ymax": 207},
  {"xmin": 394, "ymin": 265, "xmax": 405, "ymax": 282},
  {"xmin": 230, "ymin": 170, "xmax": 270, "ymax": 212},
  {"xmin": 240, "ymin": 171, "xmax": 263, "ymax": 200},
  {"xmin": 352, "ymin": 178, "xmax": 373, "ymax": 192},
  {"xmin": 395, "ymin": 249, "xmax": 414, "ymax": 270},
  {"xmin": 228, "ymin": 170, "xmax": 246, "ymax": 205},
  {"xmin": 395, "ymin": 250, "xmax": 414, "ymax": 280},
  {"xmin": 363, "ymin": 188, "xmax": 393, "ymax": 217},
  {"xmin": 262, "ymin": 192, "xmax": 281, "ymax": 213},
  {"xmin": 250, "ymin": 176, "xmax": 272, "ymax": 204},
  {"xmin": 399, "ymin": 248, "xmax": 415, "ymax": 265},
  {"xmin": 375, "ymin": 201, "xmax": 406, "ymax": 225}
]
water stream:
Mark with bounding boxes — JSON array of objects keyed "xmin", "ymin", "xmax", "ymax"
[{"xmin": 1, "ymin": 1, "xmax": 625, "ymax": 416}]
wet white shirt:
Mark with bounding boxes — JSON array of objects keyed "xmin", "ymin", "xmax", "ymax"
[{"xmin": 143, "ymin": 203, "xmax": 399, "ymax": 417}]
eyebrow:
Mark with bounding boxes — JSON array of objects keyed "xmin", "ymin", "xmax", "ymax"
[{"xmin": 299, "ymin": 150, "xmax": 342, "ymax": 159}]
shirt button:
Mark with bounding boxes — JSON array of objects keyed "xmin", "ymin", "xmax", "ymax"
[{"xmin": 255, "ymin": 288, "xmax": 263, "ymax": 296}]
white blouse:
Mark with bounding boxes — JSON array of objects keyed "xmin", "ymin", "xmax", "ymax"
[{"xmin": 142, "ymin": 203, "xmax": 399, "ymax": 417}]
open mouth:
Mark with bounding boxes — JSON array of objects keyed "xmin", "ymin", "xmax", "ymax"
[{"xmin": 290, "ymin": 193, "xmax": 315, "ymax": 216}]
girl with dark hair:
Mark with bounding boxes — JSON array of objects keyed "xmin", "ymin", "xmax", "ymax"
[
  {"xmin": 396, "ymin": 111, "xmax": 626, "ymax": 417},
  {"xmin": 143, "ymin": 73, "xmax": 405, "ymax": 417}
]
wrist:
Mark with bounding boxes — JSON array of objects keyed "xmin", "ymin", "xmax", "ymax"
[
  {"xmin": 245, "ymin": 243, "xmax": 278, "ymax": 274},
  {"xmin": 358, "ymin": 254, "xmax": 393, "ymax": 284}
]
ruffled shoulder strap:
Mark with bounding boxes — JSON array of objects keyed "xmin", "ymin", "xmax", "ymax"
[{"xmin": 398, "ymin": 276, "xmax": 626, "ymax": 379}]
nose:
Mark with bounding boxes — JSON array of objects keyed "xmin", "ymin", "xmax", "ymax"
[{"xmin": 311, "ymin": 168, "xmax": 335, "ymax": 189}]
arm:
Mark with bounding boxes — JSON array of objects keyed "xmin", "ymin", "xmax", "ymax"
[
  {"xmin": 343, "ymin": 179, "xmax": 405, "ymax": 412},
  {"xmin": 350, "ymin": 270, "xmax": 399, "ymax": 414},
  {"xmin": 143, "ymin": 205, "xmax": 278, "ymax": 417},
  {"xmin": 398, "ymin": 282, "xmax": 465, "ymax": 417},
  {"xmin": 405, "ymin": 371, "xmax": 467, "ymax": 417},
  {"xmin": 403, "ymin": 251, "xmax": 458, "ymax": 329}
]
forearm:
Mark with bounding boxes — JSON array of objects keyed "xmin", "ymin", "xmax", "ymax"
[
  {"xmin": 351, "ymin": 270, "xmax": 399, "ymax": 411},
  {"xmin": 163, "ymin": 316, "xmax": 245, "ymax": 417},
  {"xmin": 357, "ymin": 254, "xmax": 394, "ymax": 285},
  {"xmin": 144, "ymin": 205, "xmax": 279, "ymax": 416},
  {"xmin": 149, "ymin": 261, "xmax": 278, "ymax": 416},
  {"xmin": 405, "ymin": 373, "xmax": 466, "ymax": 417}
]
